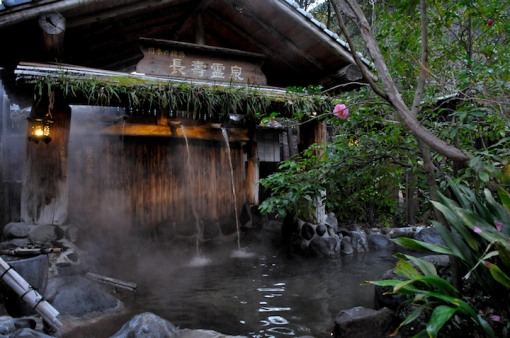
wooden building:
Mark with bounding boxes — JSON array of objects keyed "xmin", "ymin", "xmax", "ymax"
[{"xmin": 0, "ymin": 0, "xmax": 371, "ymax": 240}]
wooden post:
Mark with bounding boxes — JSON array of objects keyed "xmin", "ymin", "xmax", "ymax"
[
  {"xmin": 38, "ymin": 12, "xmax": 66, "ymax": 59},
  {"xmin": 298, "ymin": 119, "xmax": 327, "ymax": 223},
  {"xmin": 20, "ymin": 91, "xmax": 71, "ymax": 225},
  {"xmin": 246, "ymin": 128, "xmax": 259, "ymax": 205}
]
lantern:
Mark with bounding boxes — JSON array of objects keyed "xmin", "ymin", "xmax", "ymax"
[{"xmin": 27, "ymin": 114, "xmax": 54, "ymax": 144}]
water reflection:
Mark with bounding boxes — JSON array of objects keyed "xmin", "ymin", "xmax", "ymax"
[{"xmin": 64, "ymin": 244, "xmax": 399, "ymax": 338}]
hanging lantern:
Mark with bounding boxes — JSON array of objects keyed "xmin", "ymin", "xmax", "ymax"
[
  {"xmin": 28, "ymin": 90, "xmax": 55, "ymax": 144},
  {"xmin": 27, "ymin": 114, "xmax": 54, "ymax": 144}
]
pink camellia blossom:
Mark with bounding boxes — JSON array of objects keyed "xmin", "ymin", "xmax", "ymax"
[
  {"xmin": 333, "ymin": 104, "xmax": 349, "ymax": 119},
  {"xmin": 495, "ymin": 222, "xmax": 502, "ymax": 232},
  {"xmin": 474, "ymin": 226, "xmax": 483, "ymax": 233},
  {"xmin": 488, "ymin": 19, "xmax": 494, "ymax": 26}
]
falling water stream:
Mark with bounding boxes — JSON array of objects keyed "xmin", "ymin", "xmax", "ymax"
[
  {"xmin": 221, "ymin": 128, "xmax": 241, "ymax": 250},
  {"xmin": 179, "ymin": 124, "xmax": 203, "ymax": 259}
]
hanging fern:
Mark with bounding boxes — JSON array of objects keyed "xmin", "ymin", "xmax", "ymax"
[{"xmin": 24, "ymin": 70, "xmax": 336, "ymax": 122}]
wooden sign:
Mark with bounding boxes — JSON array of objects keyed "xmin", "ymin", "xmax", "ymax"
[{"xmin": 136, "ymin": 38, "xmax": 267, "ymax": 85}]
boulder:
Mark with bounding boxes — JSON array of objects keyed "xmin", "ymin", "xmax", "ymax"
[
  {"xmin": 367, "ymin": 233, "xmax": 394, "ymax": 249},
  {"xmin": 324, "ymin": 213, "xmax": 338, "ymax": 233},
  {"xmin": 374, "ymin": 269, "xmax": 407, "ymax": 311},
  {"xmin": 300, "ymin": 223, "xmax": 315, "ymax": 241},
  {"xmin": 316, "ymin": 224, "xmax": 327, "ymax": 236},
  {"xmin": 3, "ymin": 223, "xmax": 31, "ymax": 240},
  {"xmin": 308, "ymin": 234, "xmax": 341, "ymax": 258},
  {"xmin": 333, "ymin": 306, "xmax": 395, "ymax": 338},
  {"xmin": 49, "ymin": 276, "xmax": 121, "ymax": 317},
  {"xmin": 414, "ymin": 227, "xmax": 445, "ymax": 246},
  {"xmin": 8, "ymin": 328, "xmax": 54, "ymax": 338},
  {"xmin": 110, "ymin": 312, "xmax": 180, "ymax": 338},
  {"xmin": 0, "ymin": 316, "xmax": 35, "ymax": 335},
  {"xmin": 28, "ymin": 225, "xmax": 64, "ymax": 244},
  {"xmin": 349, "ymin": 231, "xmax": 369, "ymax": 252},
  {"xmin": 340, "ymin": 236, "xmax": 353, "ymax": 255}
]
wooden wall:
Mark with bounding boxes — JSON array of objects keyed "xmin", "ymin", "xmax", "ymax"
[{"xmin": 68, "ymin": 131, "xmax": 246, "ymax": 240}]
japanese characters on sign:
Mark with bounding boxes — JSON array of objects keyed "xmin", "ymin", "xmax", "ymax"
[
  {"xmin": 146, "ymin": 47, "xmax": 245, "ymax": 81},
  {"xmin": 137, "ymin": 39, "xmax": 266, "ymax": 85}
]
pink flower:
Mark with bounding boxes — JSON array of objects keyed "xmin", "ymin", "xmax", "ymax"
[
  {"xmin": 491, "ymin": 315, "xmax": 501, "ymax": 322},
  {"xmin": 333, "ymin": 104, "xmax": 349, "ymax": 119},
  {"xmin": 488, "ymin": 19, "xmax": 494, "ymax": 26},
  {"xmin": 474, "ymin": 226, "xmax": 482, "ymax": 233},
  {"xmin": 495, "ymin": 222, "xmax": 502, "ymax": 232}
]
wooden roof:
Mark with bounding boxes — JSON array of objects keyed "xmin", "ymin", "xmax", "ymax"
[{"xmin": 0, "ymin": 0, "xmax": 372, "ymax": 90}]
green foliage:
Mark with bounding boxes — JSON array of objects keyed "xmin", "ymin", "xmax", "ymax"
[
  {"xmin": 25, "ymin": 71, "xmax": 335, "ymax": 121},
  {"xmin": 259, "ymin": 98, "xmax": 416, "ymax": 224},
  {"xmin": 383, "ymin": 171, "xmax": 510, "ymax": 337}
]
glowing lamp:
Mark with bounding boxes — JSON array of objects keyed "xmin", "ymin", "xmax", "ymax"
[{"xmin": 27, "ymin": 115, "xmax": 54, "ymax": 144}]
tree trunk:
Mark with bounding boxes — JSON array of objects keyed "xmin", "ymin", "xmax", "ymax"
[{"xmin": 20, "ymin": 92, "xmax": 71, "ymax": 225}]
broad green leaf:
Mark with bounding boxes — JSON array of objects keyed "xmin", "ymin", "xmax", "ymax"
[
  {"xmin": 426, "ymin": 305, "xmax": 457, "ymax": 338},
  {"xmin": 391, "ymin": 237, "xmax": 454, "ymax": 255},
  {"xmin": 431, "ymin": 201, "xmax": 478, "ymax": 251},
  {"xmin": 497, "ymin": 185, "xmax": 510, "ymax": 214},
  {"xmin": 479, "ymin": 172, "xmax": 490, "ymax": 183},
  {"xmin": 495, "ymin": 241, "xmax": 510, "ymax": 268},
  {"xmin": 416, "ymin": 276, "xmax": 458, "ymax": 297},
  {"xmin": 477, "ymin": 314, "xmax": 497, "ymax": 338},
  {"xmin": 483, "ymin": 261, "xmax": 510, "ymax": 289},
  {"xmin": 446, "ymin": 180, "xmax": 472, "ymax": 210},
  {"xmin": 390, "ymin": 306, "xmax": 424, "ymax": 337},
  {"xmin": 394, "ymin": 259, "xmax": 422, "ymax": 279},
  {"xmin": 394, "ymin": 253, "xmax": 438, "ymax": 277},
  {"xmin": 430, "ymin": 221, "xmax": 474, "ymax": 265}
]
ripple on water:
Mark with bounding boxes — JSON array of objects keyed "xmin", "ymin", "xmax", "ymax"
[
  {"xmin": 231, "ymin": 248, "xmax": 257, "ymax": 258},
  {"xmin": 187, "ymin": 256, "xmax": 212, "ymax": 267}
]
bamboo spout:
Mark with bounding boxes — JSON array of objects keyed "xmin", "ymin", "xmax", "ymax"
[{"xmin": 211, "ymin": 123, "xmax": 222, "ymax": 129}]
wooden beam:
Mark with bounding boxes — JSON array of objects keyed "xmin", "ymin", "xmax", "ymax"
[
  {"xmin": 318, "ymin": 64, "xmax": 363, "ymax": 88},
  {"xmin": 172, "ymin": 0, "xmax": 214, "ymax": 40},
  {"xmin": 65, "ymin": 0, "xmax": 189, "ymax": 28},
  {"xmin": 100, "ymin": 123, "xmax": 250, "ymax": 142},
  {"xmin": 0, "ymin": 0, "xmax": 131, "ymax": 29},
  {"xmin": 246, "ymin": 128, "xmax": 259, "ymax": 205}
]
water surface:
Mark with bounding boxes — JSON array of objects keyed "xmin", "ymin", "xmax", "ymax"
[{"xmin": 64, "ymin": 241, "xmax": 399, "ymax": 338}]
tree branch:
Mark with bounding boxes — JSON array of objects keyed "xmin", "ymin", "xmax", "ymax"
[{"xmin": 331, "ymin": 0, "xmax": 471, "ymax": 165}]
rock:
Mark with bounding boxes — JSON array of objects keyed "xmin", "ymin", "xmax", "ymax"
[
  {"xmin": 308, "ymin": 234, "xmax": 341, "ymax": 258},
  {"xmin": 333, "ymin": 306, "xmax": 395, "ymax": 338},
  {"xmin": 374, "ymin": 269, "xmax": 407, "ymax": 311},
  {"xmin": 316, "ymin": 224, "xmax": 327, "ymax": 236},
  {"xmin": 414, "ymin": 227, "xmax": 445, "ymax": 245},
  {"xmin": 324, "ymin": 213, "xmax": 338, "ymax": 232},
  {"xmin": 8, "ymin": 328, "xmax": 55, "ymax": 338},
  {"xmin": 28, "ymin": 225, "xmax": 64, "ymax": 244},
  {"xmin": 0, "ymin": 239, "xmax": 31, "ymax": 250},
  {"xmin": 300, "ymin": 223, "xmax": 315, "ymax": 241},
  {"xmin": 349, "ymin": 231, "xmax": 369, "ymax": 252},
  {"xmin": 380, "ymin": 227, "xmax": 391, "ymax": 235},
  {"xmin": 346, "ymin": 223, "xmax": 360, "ymax": 232},
  {"xmin": 0, "ymin": 255, "xmax": 49, "ymax": 317},
  {"xmin": 49, "ymin": 276, "xmax": 121, "ymax": 317},
  {"xmin": 110, "ymin": 312, "xmax": 180, "ymax": 338},
  {"xmin": 290, "ymin": 235, "xmax": 309, "ymax": 255},
  {"xmin": 367, "ymin": 233, "xmax": 394, "ymax": 248},
  {"xmin": 3, "ymin": 223, "xmax": 31, "ymax": 240},
  {"xmin": 341, "ymin": 236, "xmax": 353, "ymax": 255},
  {"xmin": 420, "ymin": 255, "xmax": 450, "ymax": 267}
]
